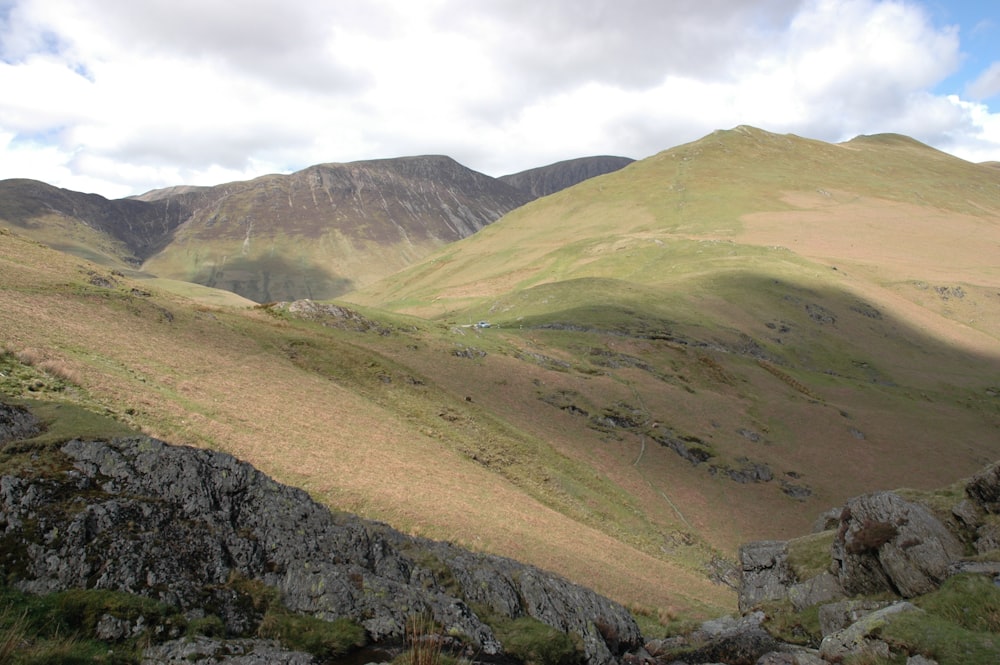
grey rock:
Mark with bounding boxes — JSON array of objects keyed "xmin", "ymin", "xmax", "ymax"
[
  {"xmin": 811, "ymin": 508, "xmax": 841, "ymax": 533},
  {"xmin": 142, "ymin": 637, "xmax": 315, "ymax": 664},
  {"xmin": 976, "ymin": 520, "xmax": 1000, "ymax": 554},
  {"xmin": 738, "ymin": 541, "xmax": 793, "ymax": 612},
  {"xmin": 831, "ymin": 491, "xmax": 963, "ymax": 597},
  {"xmin": 817, "ymin": 599, "xmax": 891, "ymax": 637},
  {"xmin": 966, "ymin": 461, "xmax": 1000, "ymax": 513},
  {"xmin": 786, "ymin": 572, "xmax": 844, "ymax": 612},
  {"xmin": 755, "ymin": 649, "xmax": 825, "ymax": 664},
  {"xmin": 679, "ymin": 611, "xmax": 780, "ymax": 665},
  {"xmin": 951, "ymin": 498, "xmax": 981, "ymax": 528},
  {"xmin": 0, "ymin": 401, "xmax": 40, "ymax": 444},
  {"xmin": 819, "ymin": 601, "xmax": 920, "ymax": 661},
  {"xmin": 1, "ymin": 436, "xmax": 638, "ymax": 664},
  {"xmin": 906, "ymin": 655, "xmax": 939, "ymax": 665}
]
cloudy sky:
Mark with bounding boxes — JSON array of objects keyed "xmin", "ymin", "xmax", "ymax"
[{"xmin": 1, "ymin": 0, "xmax": 999, "ymax": 199}]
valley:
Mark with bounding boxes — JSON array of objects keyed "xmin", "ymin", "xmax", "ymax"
[{"xmin": 2, "ymin": 126, "xmax": 999, "ymax": 626}]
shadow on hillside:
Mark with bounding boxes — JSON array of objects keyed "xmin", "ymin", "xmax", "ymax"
[
  {"xmin": 192, "ymin": 254, "xmax": 354, "ymax": 303},
  {"xmin": 504, "ymin": 272, "xmax": 1000, "ymax": 389}
]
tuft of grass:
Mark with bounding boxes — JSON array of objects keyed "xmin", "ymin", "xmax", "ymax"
[
  {"xmin": 758, "ymin": 599, "xmax": 822, "ymax": 646},
  {"xmin": 258, "ymin": 612, "xmax": 367, "ymax": 660},
  {"xmin": 910, "ymin": 573, "xmax": 1000, "ymax": 633},
  {"xmin": 879, "ymin": 610, "xmax": 1000, "ymax": 665},
  {"xmin": 228, "ymin": 574, "xmax": 367, "ymax": 659},
  {"xmin": 786, "ymin": 531, "xmax": 835, "ymax": 581},
  {"xmin": 396, "ymin": 613, "xmax": 448, "ymax": 665},
  {"xmin": 629, "ymin": 604, "xmax": 699, "ymax": 640},
  {"xmin": 488, "ymin": 615, "xmax": 583, "ymax": 665},
  {"xmin": 0, "ymin": 399, "xmax": 137, "ymax": 454},
  {"xmin": 0, "ymin": 584, "xmax": 185, "ymax": 664}
]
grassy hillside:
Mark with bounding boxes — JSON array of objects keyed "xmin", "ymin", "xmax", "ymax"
[
  {"xmin": 341, "ymin": 126, "xmax": 1000, "ymax": 579},
  {"xmin": 3, "ymin": 126, "xmax": 999, "ymax": 626},
  {"xmin": 0, "ymin": 228, "xmax": 731, "ymax": 618}
]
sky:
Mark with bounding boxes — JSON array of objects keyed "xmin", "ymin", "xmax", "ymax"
[{"xmin": 1, "ymin": 0, "xmax": 999, "ymax": 199}]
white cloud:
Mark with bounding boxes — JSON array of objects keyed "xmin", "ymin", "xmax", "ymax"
[
  {"xmin": 967, "ymin": 62, "xmax": 1000, "ymax": 101},
  {"xmin": 0, "ymin": 0, "xmax": 999, "ymax": 197}
]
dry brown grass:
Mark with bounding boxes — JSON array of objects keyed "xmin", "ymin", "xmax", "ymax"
[{"xmin": 0, "ymin": 231, "xmax": 731, "ymax": 616}]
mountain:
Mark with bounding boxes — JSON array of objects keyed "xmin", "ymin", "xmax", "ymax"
[
  {"xmin": 0, "ymin": 156, "xmax": 535, "ymax": 302},
  {"xmin": 2, "ymin": 126, "xmax": 1000, "ymax": 628},
  {"xmin": 499, "ymin": 155, "xmax": 635, "ymax": 198},
  {"xmin": 0, "ymin": 178, "xmax": 187, "ymax": 265},
  {"xmin": 137, "ymin": 156, "xmax": 534, "ymax": 302},
  {"xmin": 344, "ymin": 125, "xmax": 1000, "ymax": 562},
  {"xmin": 0, "ymin": 155, "xmax": 642, "ymax": 304}
]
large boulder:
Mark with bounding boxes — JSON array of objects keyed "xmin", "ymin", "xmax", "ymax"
[
  {"xmin": 831, "ymin": 491, "xmax": 963, "ymax": 597},
  {"xmin": 1, "ymin": 436, "xmax": 641, "ymax": 664},
  {"xmin": 738, "ymin": 541, "xmax": 794, "ymax": 612},
  {"xmin": 818, "ymin": 601, "xmax": 921, "ymax": 662}
]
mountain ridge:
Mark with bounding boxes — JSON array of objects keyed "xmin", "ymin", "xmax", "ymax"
[
  {"xmin": 499, "ymin": 155, "xmax": 635, "ymax": 198},
  {"xmin": 0, "ymin": 154, "xmax": 634, "ymax": 303}
]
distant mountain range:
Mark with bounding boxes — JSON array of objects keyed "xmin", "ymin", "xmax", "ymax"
[{"xmin": 0, "ymin": 155, "xmax": 632, "ymax": 302}]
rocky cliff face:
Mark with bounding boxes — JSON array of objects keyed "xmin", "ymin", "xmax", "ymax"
[
  {"xmin": 499, "ymin": 156, "xmax": 634, "ymax": 199},
  {"xmin": 1, "ymin": 156, "xmax": 535, "ymax": 301},
  {"xmin": 0, "ymin": 179, "xmax": 190, "ymax": 263},
  {"xmin": 0, "ymin": 410, "xmax": 640, "ymax": 664}
]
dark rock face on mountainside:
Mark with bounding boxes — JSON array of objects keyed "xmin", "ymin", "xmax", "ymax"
[
  {"xmin": 1, "ymin": 156, "xmax": 536, "ymax": 300},
  {"xmin": 139, "ymin": 155, "xmax": 533, "ymax": 249},
  {"xmin": 137, "ymin": 157, "xmax": 535, "ymax": 301},
  {"xmin": 0, "ymin": 427, "xmax": 640, "ymax": 664},
  {"xmin": 0, "ymin": 179, "xmax": 190, "ymax": 263},
  {"xmin": 499, "ymin": 156, "xmax": 634, "ymax": 199}
]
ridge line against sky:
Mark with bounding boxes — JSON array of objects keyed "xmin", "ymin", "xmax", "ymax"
[{"xmin": 1, "ymin": 0, "xmax": 999, "ymax": 199}]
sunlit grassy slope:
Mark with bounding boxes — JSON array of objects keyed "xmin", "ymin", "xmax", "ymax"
[
  {"xmin": 341, "ymin": 126, "xmax": 1000, "ymax": 589},
  {"xmin": 0, "ymin": 228, "xmax": 730, "ymax": 618},
  {"xmin": 3, "ymin": 126, "xmax": 1000, "ymax": 623}
]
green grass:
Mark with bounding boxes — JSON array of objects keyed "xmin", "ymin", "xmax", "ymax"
[
  {"xmin": 786, "ymin": 531, "xmax": 836, "ymax": 581},
  {"xmin": 753, "ymin": 574, "xmax": 1000, "ymax": 661},
  {"xmin": 0, "ymin": 584, "xmax": 184, "ymax": 664},
  {"xmin": 485, "ymin": 614, "xmax": 583, "ymax": 665},
  {"xmin": 5, "ymin": 140, "xmax": 1000, "ymax": 625},
  {"xmin": 228, "ymin": 575, "xmax": 368, "ymax": 659},
  {"xmin": 0, "ymin": 578, "xmax": 369, "ymax": 664}
]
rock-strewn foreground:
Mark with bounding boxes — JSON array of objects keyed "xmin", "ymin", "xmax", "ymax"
[
  {"xmin": 0, "ymin": 401, "xmax": 639, "ymax": 664},
  {"xmin": 3, "ymin": 398, "xmax": 1000, "ymax": 664}
]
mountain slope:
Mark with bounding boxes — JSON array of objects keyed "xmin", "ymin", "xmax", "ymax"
[
  {"xmin": 0, "ymin": 228, "xmax": 731, "ymax": 617},
  {"xmin": 499, "ymin": 155, "xmax": 635, "ymax": 198},
  {"xmin": 0, "ymin": 178, "xmax": 187, "ymax": 265},
  {"xmin": 342, "ymin": 126, "xmax": 1000, "ymax": 565},
  {"xmin": 139, "ymin": 156, "xmax": 533, "ymax": 302},
  {"xmin": 0, "ymin": 156, "xmax": 534, "ymax": 302},
  {"xmin": 3, "ymin": 126, "xmax": 1000, "ymax": 624}
]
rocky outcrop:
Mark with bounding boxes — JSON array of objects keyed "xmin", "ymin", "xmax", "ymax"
[
  {"xmin": 0, "ymin": 401, "xmax": 40, "ymax": 444},
  {"xmin": 831, "ymin": 492, "xmax": 963, "ymax": 597},
  {"xmin": 142, "ymin": 637, "xmax": 315, "ymax": 664},
  {"xmin": 738, "ymin": 541, "xmax": 794, "ymax": 612},
  {"xmin": 818, "ymin": 602, "xmax": 921, "ymax": 662},
  {"xmin": 0, "ymin": 435, "xmax": 640, "ymax": 664},
  {"xmin": 729, "ymin": 462, "xmax": 1000, "ymax": 664}
]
